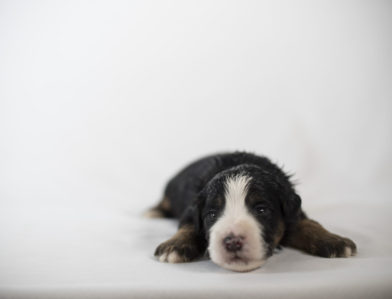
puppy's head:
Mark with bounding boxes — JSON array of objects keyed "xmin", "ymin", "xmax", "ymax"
[{"xmin": 195, "ymin": 165, "xmax": 300, "ymax": 272}]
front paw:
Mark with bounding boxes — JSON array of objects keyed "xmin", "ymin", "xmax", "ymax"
[
  {"xmin": 314, "ymin": 234, "xmax": 357, "ymax": 258},
  {"xmin": 154, "ymin": 239, "xmax": 199, "ymax": 263}
]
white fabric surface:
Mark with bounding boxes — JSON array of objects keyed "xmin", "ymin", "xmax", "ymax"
[
  {"xmin": 1, "ymin": 201, "xmax": 392, "ymax": 299},
  {"xmin": 1, "ymin": 0, "xmax": 392, "ymax": 298}
]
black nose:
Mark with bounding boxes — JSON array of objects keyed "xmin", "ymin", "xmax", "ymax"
[{"xmin": 223, "ymin": 234, "xmax": 243, "ymax": 252}]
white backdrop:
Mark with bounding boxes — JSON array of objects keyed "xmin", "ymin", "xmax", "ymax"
[{"xmin": 0, "ymin": 1, "xmax": 392, "ymax": 297}]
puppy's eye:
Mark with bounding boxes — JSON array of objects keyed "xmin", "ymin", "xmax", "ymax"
[
  {"xmin": 205, "ymin": 210, "xmax": 217, "ymax": 221},
  {"xmin": 253, "ymin": 204, "xmax": 268, "ymax": 215}
]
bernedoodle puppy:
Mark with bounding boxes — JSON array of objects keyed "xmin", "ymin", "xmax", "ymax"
[{"xmin": 146, "ymin": 152, "xmax": 357, "ymax": 272}]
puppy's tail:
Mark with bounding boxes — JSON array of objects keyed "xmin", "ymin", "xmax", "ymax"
[{"xmin": 143, "ymin": 196, "xmax": 173, "ymax": 218}]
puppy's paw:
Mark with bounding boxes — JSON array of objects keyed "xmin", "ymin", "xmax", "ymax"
[
  {"xmin": 314, "ymin": 234, "xmax": 357, "ymax": 258},
  {"xmin": 154, "ymin": 240, "xmax": 198, "ymax": 263}
]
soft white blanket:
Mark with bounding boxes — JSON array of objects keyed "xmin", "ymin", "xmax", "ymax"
[{"xmin": 1, "ymin": 201, "xmax": 391, "ymax": 299}]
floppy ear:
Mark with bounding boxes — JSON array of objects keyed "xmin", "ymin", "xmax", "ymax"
[
  {"xmin": 178, "ymin": 191, "xmax": 206, "ymax": 234},
  {"xmin": 272, "ymin": 175, "xmax": 302, "ymax": 223},
  {"xmin": 192, "ymin": 190, "xmax": 206, "ymax": 234},
  {"xmin": 282, "ymin": 192, "xmax": 302, "ymax": 223}
]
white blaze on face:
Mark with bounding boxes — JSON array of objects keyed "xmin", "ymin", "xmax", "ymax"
[{"xmin": 208, "ymin": 175, "xmax": 266, "ymax": 272}]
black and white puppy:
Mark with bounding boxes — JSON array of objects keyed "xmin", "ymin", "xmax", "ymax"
[{"xmin": 147, "ymin": 152, "xmax": 357, "ymax": 272}]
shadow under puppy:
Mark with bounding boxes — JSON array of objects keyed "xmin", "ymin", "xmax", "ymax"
[{"xmin": 146, "ymin": 152, "xmax": 357, "ymax": 272}]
